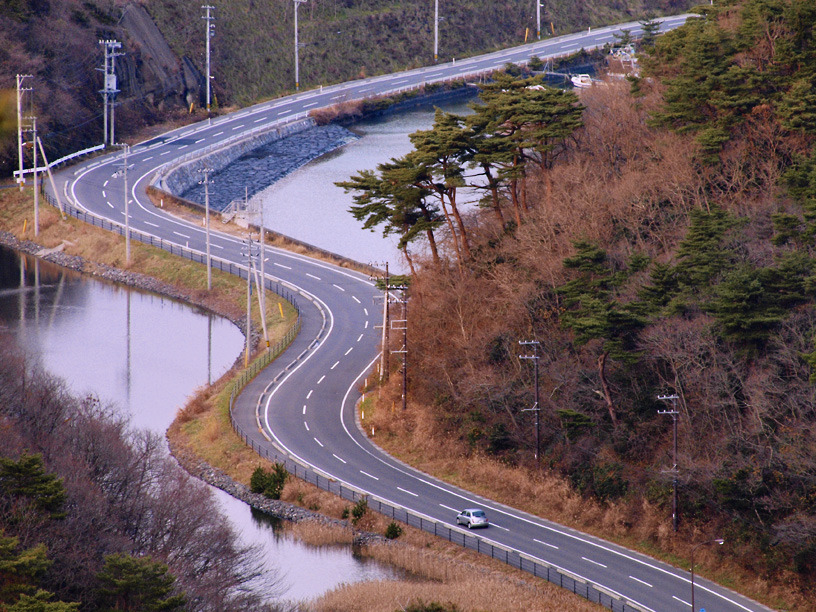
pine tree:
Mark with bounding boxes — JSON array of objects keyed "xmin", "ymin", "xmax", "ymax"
[
  {"xmin": 557, "ymin": 242, "xmax": 645, "ymax": 426},
  {"xmin": 0, "ymin": 455, "xmax": 66, "ymax": 519},
  {"xmin": 96, "ymin": 554, "xmax": 185, "ymax": 612}
]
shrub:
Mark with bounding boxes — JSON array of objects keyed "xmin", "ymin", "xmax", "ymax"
[
  {"xmin": 249, "ymin": 463, "xmax": 288, "ymax": 500},
  {"xmin": 351, "ymin": 498, "xmax": 368, "ymax": 525},
  {"xmin": 384, "ymin": 521, "xmax": 402, "ymax": 539}
]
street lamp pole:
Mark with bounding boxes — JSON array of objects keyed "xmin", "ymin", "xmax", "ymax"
[
  {"xmin": 294, "ymin": 0, "xmax": 307, "ymax": 90},
  {"xmin": 691, "ymin": 538, "xmax": 724, "ymax": 612},
  {"xmin": 658, "ymin": 393, "xmax": 680, "ymax": 532},
  {"xmin": 519, "ymin": 340, "xmax": 541, "ymax": 464}
]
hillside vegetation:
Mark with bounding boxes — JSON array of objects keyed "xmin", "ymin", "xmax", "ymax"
[
  {"xmin": 343, "ymin": 1, "xmax": 816, "ymax": 606},
  {"xmin": 0, "ymin": 0, "xmax": 693, "ymax": 176}
]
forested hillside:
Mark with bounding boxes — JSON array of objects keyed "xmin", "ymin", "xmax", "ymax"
[
  {"xmin": 343, "ymin": 0, "xmax": 816, "ymax": 604},
  {"xmin": 0, "ymin": 0, "xmax": 693, "ymax": 177}
]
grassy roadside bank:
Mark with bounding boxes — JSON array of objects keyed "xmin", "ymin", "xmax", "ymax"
[{"xmin": 0, "ymin": 184, "xmax": 606, "ymax": 611}]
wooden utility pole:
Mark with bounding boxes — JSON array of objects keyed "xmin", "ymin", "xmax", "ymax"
[
  {"xmin": 519, "ymin": 340, "xmax": 541, "ymax": 464},
  {"xmin": 658, "ymin": 394, "xmax": 680, "ymax": 532}
]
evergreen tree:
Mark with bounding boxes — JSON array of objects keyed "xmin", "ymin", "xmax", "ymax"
[
  {"xmin": 707, "ymin": 266, "xmax": 785, "ymax": 349},
  {"xmin": 409, "ymin": 109, "xmax": 472, "ymax": 263},
  {"xmin": 0, "ymin": 455, "xmax": 66, "ymax": 519},
  {"xmin": 96, "ymin": 554, "xmax": 185, "ymax": 612},
  {"xmin": 6, "ymin": 590, "xmax": 79, "ymax": 612},
  {"xmin": 674, "ymin": 205, "xmax": 737, "ymax": 288},
  {"xmin": 337, "ymin": 155, "xmax": 443, "ymax": 268},
  {"xmin": 557, "ymin": 242, "xmax": 645, "ymax": 426},
  {"xmin": 0, "ymin": 534, "xmax": 50, "ymax": 604},
  {"xmin": 638, "ymin": 16, "xmax": 661, "ymax": 49}
]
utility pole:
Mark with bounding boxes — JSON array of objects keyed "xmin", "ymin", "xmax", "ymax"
[
  {"xmin": 16, "ymin": 74, "xmax": 32, "ymax": 191},
  {"xmin": 293, "ymin": 0, "xmax": 307, "ymax": 91},
  {"xmin": 111, "ymin": 143, "xmax": 131, "ymax": 264},
  {"xmin": 379, "ymin": 262, "xmax": 390, "ymax": 382},
  {"xmin": 121, "ymin": 144, "xmax": 131, "ymax": 265},
  {"xmin": 519, "ymin": 340, "xmax": 541, "ymax": 464},
  {"xmin": 536, "ymin": 1, "xmax": 542, "ymax": 39},
  {"xmin": 433, "ymin": 0, "xmax": 439, "ymax": 63},
  {"xmin": 31, "ymin": 117, "xmax": 39, "ymax": 237},
  {"xmin": 199, "ymin": 168, "xmax": 213, "ymax": 290},
  {"xmin": 391, "ymin": 287, "xmax": 408, "ymax": 411},
  {"xmin": 258, "ymin": 198, "xmax": 267, "ymax": 342},
  {"xmin": 202, "ymin": 5, "xmax": 215, "ymax": 121},
  {"xmin": 658, "ymin": 393, "xmax": 680, "ymax": 533},
  {"xmin": 244, "ymin": 236, "xmax": 254, "ymax": 367},
  {"xmin": 99, "ymin": 40, "xmax": 122, "ymax": 146}
]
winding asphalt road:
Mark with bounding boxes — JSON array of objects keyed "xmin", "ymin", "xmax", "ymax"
[{"xmin": 52, "ymin": 15, "xmax": 773, "ymax": 612}]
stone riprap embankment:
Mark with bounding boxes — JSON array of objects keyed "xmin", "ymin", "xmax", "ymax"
[{"xmin": 175, "ymin": 122, "xmax": 358, "ymax": 212}]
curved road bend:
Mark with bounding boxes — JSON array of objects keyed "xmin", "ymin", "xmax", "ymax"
[{"xmin": 55, "ymin": 14, "xmax": 771, "ymax": 612}]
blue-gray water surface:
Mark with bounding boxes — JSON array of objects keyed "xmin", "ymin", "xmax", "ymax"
[{"xmin": 258, "ymin": 99, "xmax": 475, "ymax": 273}]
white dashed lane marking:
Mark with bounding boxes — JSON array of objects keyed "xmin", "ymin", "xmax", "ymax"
[
  {"xmin": 397, "ymin": 487, "xmax": 418, "ymax": 497},
  {"xmin": 534, "ymin": 538, "xmax": 559, "ymax": 550},
  {"xmin": 629, "ymin": 576, "xmax": 653, "ymax": 588},
  {"xmin": 582, "ymin": 557, "xmax": 607, "ymax": 569}
]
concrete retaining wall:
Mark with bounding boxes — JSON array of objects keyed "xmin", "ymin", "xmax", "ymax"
[{"xmin": 158, "ymin": 118, "xmax": 315, "ymax": 197}]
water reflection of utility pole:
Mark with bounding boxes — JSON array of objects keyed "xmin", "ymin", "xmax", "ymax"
[
  {"xmin": 33, "ymin": 258, "xmax": 40, "ymax": 326},
  {"xmin": 207, "ymin": 313, "xmax": 212, "ymax": 385},
  {"xmin": 48, "ymin": 272, "xmax": 65, "ymax": 330},
  {"xmin": 19, "ymin": 256, "xmax": 26, "ymax": 327}
]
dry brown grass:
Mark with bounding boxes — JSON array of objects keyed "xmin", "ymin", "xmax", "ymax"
[{"xmin": 285, "ymin": 520, "xmax": 354, "ymax": 546}]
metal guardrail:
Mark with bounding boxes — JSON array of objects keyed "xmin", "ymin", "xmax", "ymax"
[{"xmin": 14, "ymin": 143, "xmax": 106, "ymax": 178}]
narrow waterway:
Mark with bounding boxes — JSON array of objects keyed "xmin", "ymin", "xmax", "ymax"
[
  {"xmin": 258, "ymin": 98, "xmax": 475, "ymax": 273},
  {"xmin": 0, "ymin": 244, "xmax": 400, "ymax": 606}
]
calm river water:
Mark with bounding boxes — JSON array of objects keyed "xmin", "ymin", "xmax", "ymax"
[
  {"xmin": 258, "ymin": 97, "xmax": 474, "ymax": 274},
  {"xmin": 0, "ymin": 245, "xmax": 398, "ymax": 605}
]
